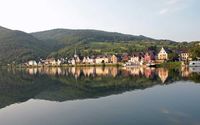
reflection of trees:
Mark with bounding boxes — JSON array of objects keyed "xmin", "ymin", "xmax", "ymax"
[
  {"xmin": 189, "ymin": 73, "xmax": 200, "ymax": 83},
  {"xmin": 24, "ymin": 67, "xmax": 199, "ymax": 84},
  {"xmin": 0, "ymin": 67, "xmax": 199, "ymax": 110}
]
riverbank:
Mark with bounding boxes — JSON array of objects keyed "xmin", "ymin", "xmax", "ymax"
[
  {"xmin": 156, "ymin": 62, "xmax": 182, "ymax": 69},
  {"xmin": 5, "ymin": 63, "xmax": 123, "ymax": 68},
  {"xmin": 2, "ymin": 62, "xmax": 185, "ymax": 69}
]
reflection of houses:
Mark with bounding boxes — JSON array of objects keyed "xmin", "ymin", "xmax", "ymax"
[
  {"xmin": 70, "ymin": 67, "xmax": 81, "ymax": 78},
  {"xmin": 82, "ymin": 67, "xmax": 95, "ymax": 76},
  {"xmin": 95, "ymin": 67, "xmax": 109, "ymax": 75},
  {"xmin": 181, "ymin": 67, "xmax": 190, "ymax": 77},
  {"xmin": 129, "ymin": 68, "xmax": 140, "ymax": 76},
  {"xmin": 110, "ymin": 67, "xmax": 118, "ymax": 77},
  {"xmin": 157, "ymin": 68, "xmax": 169, "ymax": 83},
  {"xmin": 144, "ymin": 68, "xmax": 153, "ymax": 78},
  {"xmin": 43, "ymin": 67, "xmax": 62, "ymax": 75},
  {"xmin": 158, "ymin": 47, "xmax": 168, "ymax": 61},
  {"xmin": 27, "ymin": 68, "xmax": 37, "ymax": 75},
  {"xmin": 83, "ymin": 67, "xmax": 119, "ymax": 77}
]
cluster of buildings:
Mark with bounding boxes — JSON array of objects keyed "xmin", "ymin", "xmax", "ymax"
[{"xmin": 25, "ymin": 47, "xmax": 191, "ymax": 67}]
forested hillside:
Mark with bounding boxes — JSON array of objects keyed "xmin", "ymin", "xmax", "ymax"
[
  {"xmin": 0, "ymin": 26, "xmax": 197, "ymax": 64},
  {"xmin": 31, "ymin": 29, "xmax": 179, "ymax": 58},
  {"xmin": 0, "ymin": 26, "xmax": 51, "ymax": 64}
]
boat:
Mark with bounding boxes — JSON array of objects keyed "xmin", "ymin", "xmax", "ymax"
[
  {"xmin": 189, "ymin": 67, "xmax": 200, "ymax": 73},
  {"xmin": 123, "ymin": 62, "xmax": 140, "ymax": 67},
  {"xmin": 146, "ymin": 62, "xmax": 156, "ymax": 67},
  {"xmin": 189, "ymin": 61, "xmax": 200, "ymax": 67}
]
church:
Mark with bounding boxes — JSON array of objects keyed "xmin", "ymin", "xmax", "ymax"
[{"xmin": 158, "ymin": 47, "xmax": 168, "ymax": 60}]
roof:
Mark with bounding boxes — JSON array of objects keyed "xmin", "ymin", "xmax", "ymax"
[{"xmin": 159, "ymin": 47, "xmax": 172, "ymax": 53}]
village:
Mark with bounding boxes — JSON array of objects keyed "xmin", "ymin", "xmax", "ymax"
[{"xmin": 25, "ymin": 47, "xmax": 194, "ymax": 67}]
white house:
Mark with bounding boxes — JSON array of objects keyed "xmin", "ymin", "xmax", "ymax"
[
  {"xmin": 50, "ymin": 59, "xmax": 57, "ymax": 66},
  {"xmin": 28, "ymin": 60, "xmax": 37, "ymax": 66},
  {"xmin": 110, "ymin": 55, "xmax": 118, "ymax": 64},
  {"xmin": 57, "ymin": 59, "xmax": 62, "ymax": 66},
  {"xmin": 41, "ymin": 58, "xmax": 62, "ymax": 66},
  {"xmin": 71, "ymin": 58, "xmax": 76, "ymax": 65},
  {"xmin": 71, "ymin": 49, "xmax": 81, "ymax": 65},
  {"xmin": 95, "ymin": 56, "xmax": 109, "ymax": 64},
  {"xmin": 82, "ymin": 57, "xmax": 87, "ymax": 63},
  {"xmin": 158, "ymin": 47, "xmax": 168, "ymax": 60},
  {"xmin": 130, "ymin": 56, "xmax": 140, "ymax": 64},
  {"xmin": 83, "ymin": 56, "xmax": 94, "ymax": 64},
  {"xmin": 180, "ymin": 52, "xmax": 190, "ymax": 61}
]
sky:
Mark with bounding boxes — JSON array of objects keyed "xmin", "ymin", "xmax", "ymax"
[{"xmin": 0, "ymin": 0, "xmax": 199, "ymax": 41}]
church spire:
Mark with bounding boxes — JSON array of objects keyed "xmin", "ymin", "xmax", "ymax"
[{"xmin": 74, "ymin": 48, "xmax": 77, "ymax": 58}]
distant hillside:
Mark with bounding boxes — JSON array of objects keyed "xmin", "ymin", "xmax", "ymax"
[
  {"xmin": 31, "ymin": 29, "xmax": 177, "ymax": 58},
  {"xmin": 0, "ymin": 26, "xmax": 48, "ymax": 64},
  {"xmin": 0, "ymin": 26, "xmax": 188, "ymax": 64},
  {"xmin": 31, "ymin": 29, "xmax": 155, "ymax": 44}
]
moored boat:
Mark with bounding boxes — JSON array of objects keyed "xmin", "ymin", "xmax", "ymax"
[
  {"xmin": 189, "ymin": 67, "xmax": 200, "ymax": 73},
  {"xmin": 146, "ymin": 62, "xmax": 156, "ymax": 67},
  {"xmin": 189, "ymin": 61, "xmax": 200, "ymax": 67},
  {"xmin": 123, "ymin": 62, "xmax": 140, "ymax": 67}
]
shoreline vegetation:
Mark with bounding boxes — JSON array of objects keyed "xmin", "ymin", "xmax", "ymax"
[
  {"xmin": 7, "ymin": 63, "xmax": 123, "ymax": 68},
  {"xmin": 156, "ymin": 62, "xmax": 182, "ymax": 69},
  {"xmin": 4, "ymin": 62, "xmax": 185, "ymax": 69}
]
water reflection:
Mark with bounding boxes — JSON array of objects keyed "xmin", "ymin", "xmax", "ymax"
[
  {"xmin": 0, "ymin": 67, "xmax": 200, "ymax": 125},
  {"xmin": 0, "ymin": 66, "xmax": 199, "ymax": 109},
  {"xmin": 157, "ymin": 68, "xmax": 169, "ymax": 83},
  {"xmin": 23, "ymin": 66, "xmax": 199, "ymax": 84}
]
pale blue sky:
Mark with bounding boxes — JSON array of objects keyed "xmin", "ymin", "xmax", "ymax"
[{"xmin": 0, "ymin": 0, "xmax": 199, "ymax": 41}]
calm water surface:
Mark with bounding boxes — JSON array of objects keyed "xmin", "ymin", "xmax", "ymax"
[{"xmin": 0, "ymin": 67, "xmax": 199, "ymax": 125}]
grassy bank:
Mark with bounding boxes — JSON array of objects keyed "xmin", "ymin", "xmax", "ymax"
[
  {"xmin": 5, "ymin": 63, "xmax": 123, "ymax": 68},
  {"xmin": 156, "ymin": 62, "xmax": 181, "ymax": 69},
  {"xmin": 61, "ymin": 63, "xmax": 123, "ymax": 67}
]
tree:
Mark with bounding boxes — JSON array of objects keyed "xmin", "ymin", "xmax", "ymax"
[
  {"xmin": 190, "ymin": 45, "xmax": 200, "ymax": 60},
  {"xmin": 168, "ymin": 53, "xmax": 179, "ymax": 61}
]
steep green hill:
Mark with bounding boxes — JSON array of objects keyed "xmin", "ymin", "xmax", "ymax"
[
  {"xmin": 0, "ymin": 26, "xmax": 189, "ymax": 64},
  {"xmin": 31, "ymin": 29, "xmax": 177, "ymax": 57},
  {"xmin": 0, "ymin": 26, "xmax": 49, "ymax": 64},
  {"xmin": 31, "ymin": 29, "xmax": 154, "ymax": 44}
]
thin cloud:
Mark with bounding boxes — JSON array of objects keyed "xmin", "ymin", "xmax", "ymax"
[
  {"xmin": 159, "ymin": 8, "xmax": 169, "ymax": 15},
  {"xmin": 159, "ymin": 0, "xmax": 186, "ymax": 15},
  {"xmin": 167, "ymin": 0, "xmax": 181, "ymax": 5}
]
